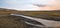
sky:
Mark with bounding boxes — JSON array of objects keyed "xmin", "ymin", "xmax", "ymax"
[{"xmin": 0, "ymin": 0, "xmax": 55, "ymax": 11}]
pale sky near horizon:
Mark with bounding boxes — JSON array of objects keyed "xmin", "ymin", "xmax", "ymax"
[{"xmin": 0, "ymin": 0, "xmax": 55, "ymax": 11}]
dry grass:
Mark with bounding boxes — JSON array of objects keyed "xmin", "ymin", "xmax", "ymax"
[
  {"xmin": 0, "ymin": 8, "xmax": 60, "ymax": 28},
  {"xmin": 0, "ymin": 8, "xmax": 32, "ymax": 28},
  {"xmin": 0, "ymin": 16, "xmax": 32, "ymax": 28}
]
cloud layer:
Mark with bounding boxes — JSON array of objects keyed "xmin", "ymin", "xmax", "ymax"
[{"xmin": 0, "ymin": 0, "xmax": 55, "ymax": 11}]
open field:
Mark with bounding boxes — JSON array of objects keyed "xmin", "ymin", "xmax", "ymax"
[{"xmin": 0, "ymin": 8, "xmax": 60, "ymax": 28}]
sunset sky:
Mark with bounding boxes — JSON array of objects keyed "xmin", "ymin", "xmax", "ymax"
[{"xmin": 0, "ymin": 0, "xmax": 56, "ymax": 11}]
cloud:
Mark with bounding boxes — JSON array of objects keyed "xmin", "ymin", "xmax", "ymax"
[
  {"xmin": 0, "ymin": 0, "xmax": 39, "ymax": 10},
  {"xmin": 33, "ymin": 0, "xmax": 55, "ymax": 5},
  {"xmin": 0, "ymin": 4, "xmax": 39, "ymax": 11},
  {"xmin": 0, "ymin": 0, "xmax": 55, "ymax": 11}
]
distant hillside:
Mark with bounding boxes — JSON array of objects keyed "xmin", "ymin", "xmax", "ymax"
[
  {"xmin": 0, "ymin": 8, "xmax": 21, "ymax": 15},
  {"xmin": 0, "ymin": 8, "xmax": 60, "ymax": 18}
]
